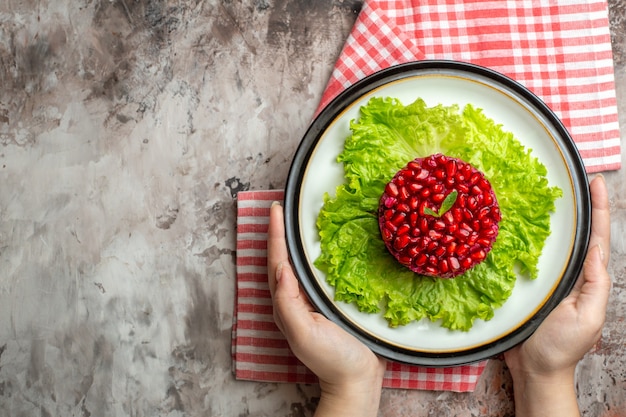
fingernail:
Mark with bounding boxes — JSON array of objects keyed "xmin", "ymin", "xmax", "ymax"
[
  {"xmin": 275, "ymin": 262, "xmax": 284, "ymax": 282},
  {"xmin": 597, "ymin": 243, "xmax": 605, "ymax": 262},
  {"xmin": 271, "ymin": 200, "xmax": 282, "ymax": 207}
]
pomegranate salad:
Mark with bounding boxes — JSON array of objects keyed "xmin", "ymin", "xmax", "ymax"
[
  {"xmin": 379, "ymin": 154, "xmax": 501, "ymax": 278},
  {"xmin": 314, "ymin": 97, "xmax": 562, "ymax": 331}
]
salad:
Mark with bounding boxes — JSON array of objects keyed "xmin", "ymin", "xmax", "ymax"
[{"xmin": 314, "ymin": 97, "xmax": 562, "ymax": 331}]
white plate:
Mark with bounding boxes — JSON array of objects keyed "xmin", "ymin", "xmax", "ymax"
[{"xmin": 284, "ymin": 61, "xmax": 590, "ymax": 366}]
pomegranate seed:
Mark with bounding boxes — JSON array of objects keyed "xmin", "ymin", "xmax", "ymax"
[
  {"xmin": 470, "ymin": 249, "xmax": 486, "ymax": 261},
  {"xmin": 467, "ymin": 196, "xmax": 478, "ymax": 210},
  {"xmin": 407, "ymin": 161, "xmax": 421, "ymax": 170},
  {"xmin": 441, "ymin": 234, "xmax": 455, "ymax": 244},
  {"xmin": 432, "ymin": 193, "xmax": 446, "ymax": 203},
  {"xmin": 415, "ymin": 169, "xmax": 429, "ymax": 180},
  {"xmin": 439, "ymin": 259, "xmax": 449, "ymax": 273},
  {"xmin": 449, "ymin": 256, "xmax": 460, "ymax": 270},
  {"xmin": 452, "ymin": 208, "xmax": 463, "ymax": 223},
  {"xmin": 384, "ymin": 221, "xmax": 397, "ymax": 232},
  {"xmin": 398, "ymin": 186, "xmax": 410, "ymax": 201},
  {"xmin": 409, "ymin": 183, "xmax": 423, "ymax": 193},
  {"xmin": 455, "ymin": 228, "xmax": 470, "ymax": 240},
  {"xmin": 379, "ymin": 154, "xmax": 500, "ymax": 278},
  {"xmin": 397, "ymin": 203, "xmax": 410, "ymax": 213},
  {"xmin": 391, "ymin": 212, "xmax": 406, "ymax": 226},
  {"xmin": 456, "ymin": 244, "xmax": 470, "ymax": 257},
  {"xmin": 458, "ymin": 193, "xmax": 467, "ymax": 207},
  {"xmin": 425, "ymin": 266, "xmax": 438, "ymax": 275},
  {"xmin": 386, "ymin": 182, "xmax": 399, "ymax": 197},
  {"xmin": 397, "ymin": 224, "xmax": 410, "ymax": 236},
  {"xmin": 433, "ymin": 220, "xmax": 446, "ymax": 231},
  {"xmin": 446, "ymin": 241, "xmax": 457, "ymax": 254},
  {"xmin": 460, "ymin": 257, "xmax": 473, "ymax": 269},
  {"xmin": 429, "ymin": 230, "xmax": 443, "ymax": 240},
  {"xmin": 477, "ymin": 207, "xmax": 491, "ymax": 219},
  {"xmin": 415, "ymin": 253, "xmax": 428, "ymax": 266},
  {"xmin": 446, "ymin": 160, "xmax": 457, "ymax": 177},
  {"xmin": 383, "ymin": 196, "xmax": 396, "ymax": 208},
  {"xmin": 394, "ymin": 235, "xmax": 410, "ymax": 250}
]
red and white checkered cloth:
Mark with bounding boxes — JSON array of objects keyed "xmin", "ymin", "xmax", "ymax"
[
  {"xmin": 318, "ymin": 0, "xmax": 621, "ymax": 172},
  {"xmin": 233, "ymin": 191, "xmax": 486, "ymax": 391},
  {"xmin": 232, "ymin": 0, "xmax": 621, "ymax": 392}
]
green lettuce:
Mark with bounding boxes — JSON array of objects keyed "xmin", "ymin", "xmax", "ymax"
[{"xmin": 314, "ymin": 97, "xmax": 562, "ymax": 331}]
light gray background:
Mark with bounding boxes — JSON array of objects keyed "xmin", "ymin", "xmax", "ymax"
[{"xmin": 1, "ymin": 1, "xmax": 624, "ymax": 416}]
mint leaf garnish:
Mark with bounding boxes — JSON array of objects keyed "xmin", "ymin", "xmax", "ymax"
[
  {"xmin": 424, "ymin": 190, "xmax": 458, "ymax": 217},
  {"xmin": 439, "ymin": 190, "xmax": 458, "ymax": 216},
  {"xmin": 423, "ymin": 207, "xmax": 439, "ymax": 217}
]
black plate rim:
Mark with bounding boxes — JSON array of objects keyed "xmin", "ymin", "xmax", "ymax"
[{"xmin": 283, "ymin": 60, "xmax": 591, "ymax": 367}]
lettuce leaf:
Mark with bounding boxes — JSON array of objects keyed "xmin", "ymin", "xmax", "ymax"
[{"xmin": 314, "ymin": 97, "xmax": 562, "ymax": 331}]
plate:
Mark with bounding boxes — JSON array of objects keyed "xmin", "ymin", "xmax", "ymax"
[{"xmin": 283, "ymin": 60, "xmax": 591, "ymax": 366}]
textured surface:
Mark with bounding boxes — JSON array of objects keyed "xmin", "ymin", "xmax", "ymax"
[{"xmin": 0, "ymin": 1, "xmax": 624, "ymax": 416}]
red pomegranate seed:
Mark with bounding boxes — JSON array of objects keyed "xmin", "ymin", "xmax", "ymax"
[
  {"xmin": 378, "ymin": 153, "xmax": 500, "ymax": 278},
  {"xmin": 386, "ymin": 182, "xmax": 399, "ymax": 197}
]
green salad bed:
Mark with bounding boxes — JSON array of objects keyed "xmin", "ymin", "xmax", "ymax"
[{"xmin": 314, "ymin": 97, "xmax": 562, "ymax": 331}]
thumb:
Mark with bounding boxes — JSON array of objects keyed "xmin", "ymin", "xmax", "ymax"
[
  {"xmin": 272, "ymin": 261, "xmax": 314, "ymax": 339},
  {"xmin": 576, "ymin": 244, "xmax": 611, "ymax": 321}
]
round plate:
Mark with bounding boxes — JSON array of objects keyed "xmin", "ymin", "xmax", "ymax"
[{"xmin": 284, "ymin": 60, "xmax": 591, "ymax": 366}]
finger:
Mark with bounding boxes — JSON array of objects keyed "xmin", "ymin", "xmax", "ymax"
[
  {"xmin": 588, "ymin": 175, "xmax": 610, "ymax": 268},
  {"xmin": 571, "ymin": 175, "xmax": 611, "ymax": 296},
  {"xmin": 273, "ymin": 260, "xmax": 315, "ymax": 343},
  {"xmin": 267, "ymin": 201, "xmax": 288, "ymax": 299},
  {"xmin": 576, "ymin": 244, "xmax": 611, "ymax": 324}
]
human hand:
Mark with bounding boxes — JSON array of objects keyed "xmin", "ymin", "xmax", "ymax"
[
  {"xmin": 267, "ymin": 202, "xmax": 387, "ymax": 417},
  {"xmin": 504, "ymin": 174, "xmax": 611, "ymax": 416}
]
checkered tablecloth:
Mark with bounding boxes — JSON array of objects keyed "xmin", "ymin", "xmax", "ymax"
[
  {"xmin": 232, "ymin": 0, "xmax": 621, "ymax": 392},
  {"xmin": 318, "ymin": 0, "xmax": 620, "ymax": 172},
  {"xmin": 233, "ymin": 190, "xmax": 487, "ymax": 391}
]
